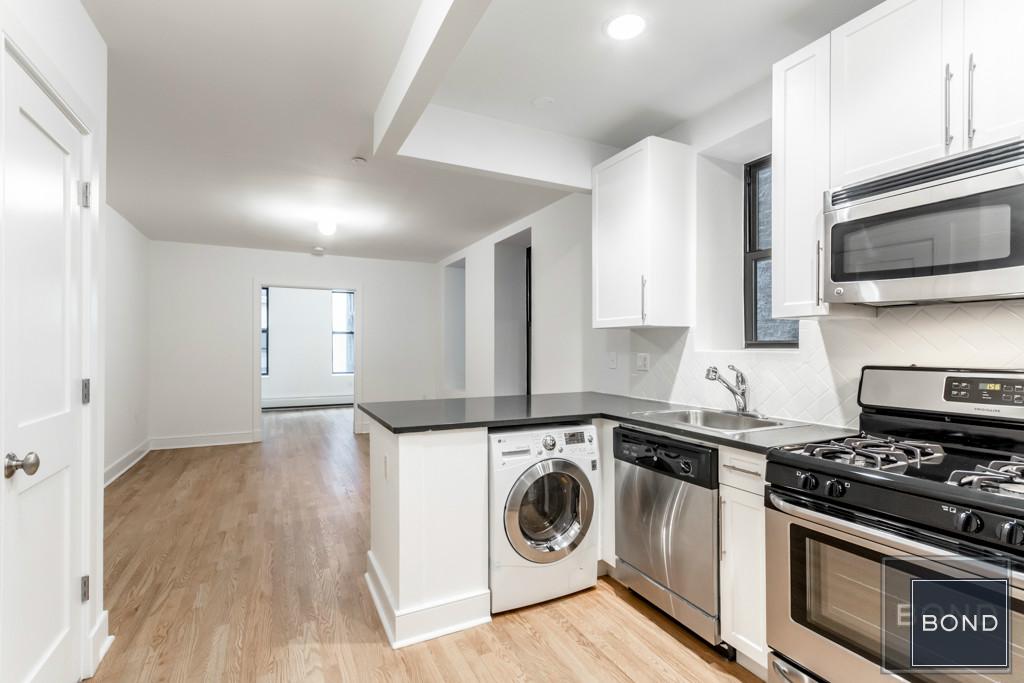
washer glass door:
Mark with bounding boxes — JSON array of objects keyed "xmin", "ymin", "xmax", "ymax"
[{"xmin": 505, "ymin": 459, "xmax": 593, "ymax": 564}]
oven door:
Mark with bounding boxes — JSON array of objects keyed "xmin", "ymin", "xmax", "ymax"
[
  {"xmin": 824, "ymin": 163, "xmax": 1024, "ymax": 305},
  {"xmin": 767, "ymin": 492, "xmax": 1024, "ymax": 682}
]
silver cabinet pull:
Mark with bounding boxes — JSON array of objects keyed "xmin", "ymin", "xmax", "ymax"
[
  {"xmin": 944, "ymin": 63, "xmax": 954, "ymax": 150},
  {"xmin": 5, "ymin": 452, "xmax": 40, "ymax": 479},
  {"xmin": 815, "ymin": 239, "xmax": 823, "ymax": 306},
  {"xmin": 968, "ymin": 53, "xmax": 977, "ymax": 146},
  {"xmin": 723, "ymin": 462, "xmax": 762, "ymax": 478},
  {"xmin": 719, "ymin": 497, "xmax": 727, "ymax": 559},
  {"xmin": 640, "ymin": 274, "xmax": 647, "ymax": 324}
]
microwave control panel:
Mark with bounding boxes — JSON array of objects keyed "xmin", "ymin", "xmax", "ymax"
[{"xmin": 944, "ymin": 376, "xmax": 1024, "ymax": 406}]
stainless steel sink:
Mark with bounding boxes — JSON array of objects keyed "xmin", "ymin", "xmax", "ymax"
[{"xmin": 636, "ymin": 408, "xmax": 784, "ymax": 433}]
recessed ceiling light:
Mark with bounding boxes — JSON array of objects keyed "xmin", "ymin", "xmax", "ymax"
[
  {"xmin": 605, "ymin": 14, "xmax": 646, "ymax": 41},
  {"xmin": 318, "ymin": 221, "xmax": 337, "ymax": 236},
  {"xmin": 532, "ymin": 96, "xmax": 555, "ymax": 109},
  {"xmin": 312, "ymin": 246, "xmax": 325, "ymax": 257},
  {"xmin": 351, "ymin": 156, "xmax": 367, "ymax": 166}
]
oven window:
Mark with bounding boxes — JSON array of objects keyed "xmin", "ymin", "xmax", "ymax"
[{"xmin": 831, "ymin": 186, "xmax": 1024, "ymax": 282}]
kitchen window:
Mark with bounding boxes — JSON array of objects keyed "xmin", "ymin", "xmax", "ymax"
[
  {"xmin": 332, "ymin": 290, "xmax": 355, "ymax": 374},
  {"xmin": 744, "ymin": 156, "xmax": 798, "ymax": 348},
  {"xmin": 260, "ymin": 287, "xmax": 269, "ymax": 375}
]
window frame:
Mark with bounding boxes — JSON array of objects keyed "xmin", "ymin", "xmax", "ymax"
[
  {"xmin": 743, "ymin": 155, "xmax": 798, "ymax": 349},
  {"xmin": 331, "ymin": 290, "xmax": 355, "ymax": 375},
  {"xmin": 260, "ymin": 287, "xmax": 270, "ymax": 376}
]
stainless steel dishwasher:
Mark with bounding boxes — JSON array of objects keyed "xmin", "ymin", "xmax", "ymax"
[{"xmin": 614, "ymin": 426, "xmax": 730, "ymax": 656}]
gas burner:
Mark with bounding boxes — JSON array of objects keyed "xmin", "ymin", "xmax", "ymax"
[
  {"xmin": 788, "ymin": 433, "xmax": 945, "ymax": 472},
  {"xmin": 948, "ymin": 456, "xmax": 1024, "ymax": 497}
]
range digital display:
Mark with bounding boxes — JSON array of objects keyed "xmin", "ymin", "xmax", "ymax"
[
  {"xmin": 980, "ymin": 382, "xmax": 1002, "ymax": 391},
  {"xmin": 564, "ymin": 431, "xmax": 585, "ymax": 445}
]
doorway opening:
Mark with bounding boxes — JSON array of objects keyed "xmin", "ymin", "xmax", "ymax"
[
  {"xmin": 259, "ymin": 286, "xmax": 357, "ymax": 410},
  {"xmin": 494, "ymin": 228, "xmax": 532, "ymax": 396}
]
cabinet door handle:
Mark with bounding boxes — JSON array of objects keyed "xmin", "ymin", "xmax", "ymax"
[
  {"xmin": 723, "ymin": 462, "xmax": 762, "ymax": 478},
  {"xmin": 640, "ymin": 274, "xmax": 647, "ymax": 324},
  {"xmin": 944, "ymin": 63, "xmax": 954, "ymax": 150},
  {"xmin": 815, "ymin": 239, "xmax": 823, "ymax": 307},
  {"xmin": 968, "ymin": 53, "xmax": 977, "ymax": 146}
]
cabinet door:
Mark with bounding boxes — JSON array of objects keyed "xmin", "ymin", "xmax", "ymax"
[
  {"xmin": 830, "ymin": 0, "xmax": 958, "ymax": 187},
  {"xmin": 772, "ymin": 36, "xmax": 830, "ymax": 319},
  {"xmin": 720, "ymin": 485, "xmax": 767, "ymax": 668},
  {"xmin": 593, "ymin": 146, "xmax": 648, "ymax": 328},
  {"xmin": 963, "ymin": 0, "xmax": 1024, "ymax": 149}
]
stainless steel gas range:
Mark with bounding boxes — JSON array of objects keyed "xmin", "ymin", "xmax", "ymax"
[{"xmin": 766, "ymin": 366, "xmax": 1024, "ymax": 683}]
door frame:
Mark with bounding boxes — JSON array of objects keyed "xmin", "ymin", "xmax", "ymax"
[
  {"xmin": 0, "ymin": 31, "xmax": 108, "ymax": 680},
  {"xmin": 250, "ymin": 279, "xmax": 366, "ymax": 435}
]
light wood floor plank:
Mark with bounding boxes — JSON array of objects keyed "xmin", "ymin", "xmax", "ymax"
[{"xmin": 93, "ymin": 408, "xmax": 758, "ymax": 683}]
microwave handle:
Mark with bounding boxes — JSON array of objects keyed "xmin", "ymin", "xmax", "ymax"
[{"xmin": 815, "ymin": 239, "xmax": 823, "ymax": 307}]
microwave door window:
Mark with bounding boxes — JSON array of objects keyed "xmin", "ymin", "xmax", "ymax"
[{"xmin": 832, "ymin": 186, "xmax": 1024, "ymax": 282}]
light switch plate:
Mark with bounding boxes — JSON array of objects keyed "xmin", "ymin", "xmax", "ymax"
[
  {"xmin": 607, "ymin": 352, "xmax": 618, "ymax": 370},
  {"xmin": 635, "ymin": 353, "xmax": 650, "ymax": 372}
]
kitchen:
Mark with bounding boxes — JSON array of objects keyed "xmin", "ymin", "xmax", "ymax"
[
  {"xmin": 6, "ymin": 0, "xmax": 1024, "ymax": 682},
  {"xmin": 358, "ymin": 0, "xmax": 1024, "ymax": 681}
]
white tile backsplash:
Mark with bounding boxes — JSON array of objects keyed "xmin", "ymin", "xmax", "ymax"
[{"xmin": 617, "ymin": 300, "xmax": 1024, "ymax": 428}]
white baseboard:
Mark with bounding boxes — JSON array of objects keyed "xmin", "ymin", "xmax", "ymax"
[
  {"xmin": 261, "ymin": 395, "xmax": 353, "ymax": 409},
  {"xmin": 104, "ymin": 439, "xmax": 151, "ymax": 486},
  {"xmin": 365, "ymin": 551, "xmax": 490, "ymax": 649},
  {"xmin": 84, "ymin": 609, "xmax": 113, "ymax": 679},
  {"xmin": 148, "ymin": 430, "xmax": 259, "ymax": 451}
]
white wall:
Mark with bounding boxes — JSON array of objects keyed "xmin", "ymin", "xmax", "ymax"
[
  {"xmin": 439, "ymin": 193, "xmax": 624, "ymax": 398},
  {"xmin": 0, "ymin": 0, "xmax": 111, "ymax": 674},
  {"xmin": 148, "ymin": 241, "xmax": 439, "ymax": 446},
  {"xmin": 261, "ymin": 287, "xmax": 354, "ymax": 408},
  {"xmin": 104, "ymin": 208, "xmax": 150, "ymax": 483}
]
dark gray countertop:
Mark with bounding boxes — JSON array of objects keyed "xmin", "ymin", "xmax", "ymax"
[{"xmin": 359, "ymin": 391, "xmax": 857, "ymax": 454}]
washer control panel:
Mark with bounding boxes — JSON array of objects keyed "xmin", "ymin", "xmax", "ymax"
[
  {"xmin": 491, "ymin": 425, "xmax": 598, "ymax": 469},
  {"xmin": 945, "ymin": 375, "xmax": 1024, "ymax": 406}
]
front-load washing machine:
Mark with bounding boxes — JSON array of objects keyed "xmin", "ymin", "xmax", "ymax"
[{"xmin": 489, "ymin": 424, "xmax": 600, "ymax": 613}]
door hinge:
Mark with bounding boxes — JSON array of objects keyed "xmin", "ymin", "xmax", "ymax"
[
  {"xmin": 81, "ymin": 575, "xmax": 90, "ymax": 602},
  {"xmin": 78, "ymin": 180, "xmax": 91, "ymax": 209},
  {"xmin": 81, "ymin": 378, "xmax": 91, "ymax": 405}
]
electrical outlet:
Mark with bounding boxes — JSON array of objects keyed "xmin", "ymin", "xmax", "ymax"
[
  {"xmin": 635, "ymin": 352, "xmax": 650, "ymax": 372},
  {"xmin": 607, "ymin": 352, "xmax": 618, "ymax": 370}
]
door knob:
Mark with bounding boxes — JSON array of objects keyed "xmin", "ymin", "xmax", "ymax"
[{"xmin": 5, "ymin": 452, "xmax": 40, "ymax": 479}]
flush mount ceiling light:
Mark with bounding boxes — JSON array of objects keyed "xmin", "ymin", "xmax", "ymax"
[
  {"xmin": 318, "ymin": 220, "xmax": 337, "ymax": 236},
  {"xmin": 312, "ymin": 246, "xmax": 325, "ymax": 257},
  {"xmin": 604, "ymin": 14, "xmax": 646, "ymax": 41}
]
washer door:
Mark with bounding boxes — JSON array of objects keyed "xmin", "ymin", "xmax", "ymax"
[{"xmin": 505, "ymin": 458, "xmax": 594, "ymax": 564}]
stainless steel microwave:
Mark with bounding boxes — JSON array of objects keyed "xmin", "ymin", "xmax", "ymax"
[{"xmin": 824, "ymin": 138, "xmax": 1024, "ymax": 305}]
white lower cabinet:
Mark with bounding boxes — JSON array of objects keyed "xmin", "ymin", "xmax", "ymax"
[{"xmin": 719, "ymin": 483, "xmax": 768, "ymax": 670}]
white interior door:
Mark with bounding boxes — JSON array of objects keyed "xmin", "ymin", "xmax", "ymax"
[{"xmin": 1, "ymin": 52, "xmax": 85, "ymax": 683}]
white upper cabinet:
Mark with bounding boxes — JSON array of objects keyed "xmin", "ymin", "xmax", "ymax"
[
  {"xmin": 772, "ymin": 36, "xmax": 831, "ymax": 319},
  {"xmin": 962, "ymin": 0, "xmax": 1024, "ymax": 149},
  {"xmin": 592, "ymin": 137, "xmax": 695, "ymax": 328},
  {"xmin": 830, "ymin": 0, "xmax": 959, "ymax": 187}
]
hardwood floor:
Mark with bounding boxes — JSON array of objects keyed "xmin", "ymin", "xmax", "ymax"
[{"xmin": 95, "ymin": 408, "xmax": 759, "ymax": 682}]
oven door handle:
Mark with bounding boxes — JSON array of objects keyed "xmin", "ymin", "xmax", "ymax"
[{"xmin": 768, "ymin": 492, "xmax": 958, "ymax": 560}]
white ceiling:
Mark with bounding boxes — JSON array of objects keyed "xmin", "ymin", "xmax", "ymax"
[
  {"xmin": 84, "ymin": 0, "xmax": 566, "ymax": 262},
  {"xmin": 435, "ymin": 0, "xmax": 881, "ymax": 148}
]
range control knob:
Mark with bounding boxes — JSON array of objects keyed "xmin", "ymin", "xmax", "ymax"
[
  {"xmin": 797, "ymin": 473, "xmax": 819, "ymax": 491},
  {"xmin": 542, "ymin": 435, "xmax": 557, "ymax": 451},
  {"xmin": 998, "ymin": 521, "xmax": 1024, "ymax": 545},
  {"xmin": 954, "ymin": 511, "xmax": 984, "ymax": 534},
  {"xmin": 824, "ymin": 479, "xmax": 846, "ymax": 498}
]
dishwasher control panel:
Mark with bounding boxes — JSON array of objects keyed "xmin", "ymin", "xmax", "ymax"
[{"xmin": 613, "ymin": 427, "xmax": 717, "ymax": 488}]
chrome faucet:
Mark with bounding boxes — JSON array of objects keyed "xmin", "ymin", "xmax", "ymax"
[{"xmin": 705, "ymin": 365, "xmax": 748, "ymax": 413}]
